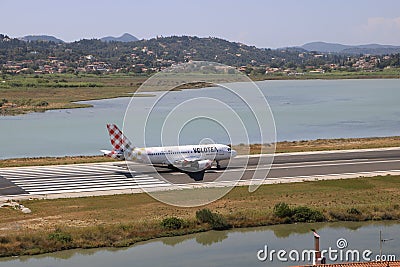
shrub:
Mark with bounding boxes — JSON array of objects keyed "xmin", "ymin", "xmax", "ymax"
[
  {"xmin": 347, "ymin": 208, "xmax": 361, "ymax": 215},
  {"xmin": 161, "ymin": 217, "xmax": 184, "ymax": 230},
  {"xmin": 196, "ymin": 209, "xmax": 214, "ymax": 223},
  {"xmin": 273, "ymin": 203, "xmax": 325, "ymax": 223},
  {"xmin": 34, "ymin": 100, "xmax": 49, "ymax": 107},
  {"xmin": 291, "ymin": 206, "xmax": 325, "ymax": 223},
  {"xmin": 329, "ymin": 210, "xmax": 364, "ymax": 221},
  {"xmin": 196, "ymin": 208, "xmax": 231, "ymax": 230},
  {"xmin": 381, "ymin": 213, "xmax": 393, "ymax": 220},
  {"xmin": 209, "ymin": 213, "xmax": 231, "ymax": 230},
  {"xmin": 0, "ymin": 236, "xmax": 10, "ymax": 244},
  {"xmin": 48, "ymin": 229, "xmax": 72, "ymax": 243},
  {"xmin": 273, "ymin": 202, "xmax": 293, "ymax": 218},
  {"xmin": 329, "ymin": 211, "xmax": 347, "ymax": 221}
]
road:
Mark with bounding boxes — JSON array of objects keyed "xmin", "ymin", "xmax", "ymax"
[{"xmin": 1, "ymin": 147, "xmax": 400, "ymax": 199}]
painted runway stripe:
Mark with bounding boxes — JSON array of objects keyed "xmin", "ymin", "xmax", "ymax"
[
  {"xmin": 2, "ymin": 172, "xmax": 134, "ymax": 180},
  {"xmin": 270, "ymin": 159, "xmax": 400, "ymax": 169},
  {"xmin": 18, "ymin": 180, "xmax": 166, "ymax": 190},
  {"xmin": 0, "ymin": 168, "xmax": 122, "ymax": 177},
  {"xmin": 0, "ymin": 163, "xmax": 169, "ymax": 195},
  {"xmin": 13, "ymin": 180, "xmax": 168, "ymax": 192},
  {"xmin": 27, "ymin": 183, "xmax": 172, "ymax": 195},
  {"xmin": 237, "ymin": 147, "xmax": 400, "ymax": 158},
  {"xmin": 9, "ymin": 177, "xmax": 159, "ymax": 187},
  {"xmin": 3, "ymin": 164, "xmax": 124, "ymax": 171},
  {"xmin": 3, "ymin": 173, "xmax": 148, "ymax": 181},
  {"xmin": 175, "ymin": 170, "xmax": 400, "ymax": 187}
]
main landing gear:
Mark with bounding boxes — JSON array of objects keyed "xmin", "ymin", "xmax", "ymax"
[{"xmin": 216, "ymin": 161, "xmax": 222, "ymax": 170}]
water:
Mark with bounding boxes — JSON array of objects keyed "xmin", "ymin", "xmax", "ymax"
[
  {"xmin": 0, "ymin": 221, "xmax": 398, "ymax": 267},
  {"xmin": 0, "ymin": 79, "xmax": 399, "ymax": 159}
]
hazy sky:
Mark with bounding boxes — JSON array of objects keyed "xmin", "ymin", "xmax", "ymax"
[{"xmin": 2, "ymin": 0, "xmax": 400, "ymax": 48}]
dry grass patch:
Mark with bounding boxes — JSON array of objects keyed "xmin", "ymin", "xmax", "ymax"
[
  {"xmin": 233, "ymin": 136, "xmax": 400, "ymax": 154},
  {"xmin": 0, "ymin": 156, "xmax": 115, "ymax": 168}
]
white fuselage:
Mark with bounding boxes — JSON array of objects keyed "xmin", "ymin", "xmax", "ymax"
[
  {"xmin": 131, "ymin": 144, "xmax": 235, "ymax": 166},
  {"xmin": 103, "ymin": 124, "xmax": 236, "ymax": 172}
]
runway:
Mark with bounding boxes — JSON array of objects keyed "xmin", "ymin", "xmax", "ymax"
[{"xmin": 1, "ymin": 147, "xmax": 400, "ymax": 199}]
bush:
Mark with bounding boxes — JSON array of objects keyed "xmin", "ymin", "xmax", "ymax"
[
  {"xmin": 34, "ymin": 100, "xmax": 49, "ymax": 107},
  {"xmin": 273, "ymin": 202, "xmax": 293, "ymax": 218},
  {"xmin": 329, "ymin": 211, "xmax": 347, "ymax": 221},
  {"xmin": 209, "ymin": 213, "xmax": 231, "ymax": 230},
  {"xmin": 273, "ymin": 203, "xmax": 325, "ymax": 223},
  {"xmin": 347, "ymin": 208, "xmax": 361, "ymax": 215},
  {"xmin": 48, "ymin": 229, "xmax": 72, "ymax": 243},
  {"xmin": 329, "ymin": 210, "xmax": 365, "ymax": 221},
  {"xmin": 196, "ymin": 208, "xmax": 214, "ymax": 223},
  {"xmin": 161, "ymin": 217, "xmax": 184, "ymax": 230},
  {"xmin": 291, "ymin": 206, "xmax": 325, "ymax": 223},
  {"xmin": 0, "ymin": 236, "xmax": 10, "ymax": 244},
  {"xmin": 196, "ymin": 208, "xmax": 231, "ymax": 230}
]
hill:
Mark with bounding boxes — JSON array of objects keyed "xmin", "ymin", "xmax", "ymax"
[
  {"xmin": 1, "ymin": 34, "xmax": 399, "ymax": 74},
  {"xmin": 301, "ymin": 42, "xmax": 350, "ymax": 53},
  {"xmin": 100, "ymin": 33, "xmax": 139, "ymax": 42},
  {"xmin": 20, "ymin": 35, "xmax": 64, "ymax": 43},
  {"xmin": 301, "ymin": 41, "xmax": 400, "ymax": 55},
  {"xmin": 0, "ymin": 34, "xmax": 318, "ymax": 68}
]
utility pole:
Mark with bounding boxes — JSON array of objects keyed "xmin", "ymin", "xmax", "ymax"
[
  {"xmin": 311, "ymin": 229, "xmax": 321, "ymax": 265},
  {"xmin": 380, "ymin": 230, "xmax": 382, "ymax": 261},
  {"xmin": 380, "ymin": 230, "xmax": 394, "ymax": 261}
]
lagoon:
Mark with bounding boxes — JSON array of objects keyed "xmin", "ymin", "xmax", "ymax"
[{"xmin": 0, "ymin": 79, "xmax": 399, "ymax": 159}]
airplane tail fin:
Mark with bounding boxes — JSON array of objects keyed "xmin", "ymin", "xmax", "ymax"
[{"xmin": 105, "ymin": 124, "xmax": 134, "ymax": 159}]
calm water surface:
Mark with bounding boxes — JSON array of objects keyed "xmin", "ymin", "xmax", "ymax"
[
  {"xmin": 0, "ymin": 79, "xmax": 399, "ymax": 159},
  {"xmin": 0, "ymin": 221, "xmax": 399, "ymax": 267}
]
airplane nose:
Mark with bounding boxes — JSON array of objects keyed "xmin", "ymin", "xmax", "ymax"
[{"xmin": 231, "ymin": 150, "xmax": 237, "ymax": 157}]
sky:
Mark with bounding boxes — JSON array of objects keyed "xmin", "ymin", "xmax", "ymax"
[{"xmin": 1, "ymin": 0, "xmax": 400, "ymax": 48}]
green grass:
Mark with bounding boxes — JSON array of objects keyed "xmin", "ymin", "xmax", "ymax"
[{"xmin": 310, "ymin": 178, "xmax": 375, "ymax": 190}]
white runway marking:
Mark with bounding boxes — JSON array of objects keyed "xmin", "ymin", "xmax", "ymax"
[
  {"xmin": 217, "ymin": 158, "xmax": 400, "ymax": 174},
  {"xmin": 237, "ymin": 147, "xmax": 400, "ymax": 158},
  {"xmin": 270, "ymin": 158, "xmax": 400, "ymax": 169},
  {"xmin": 0, "ymin": 163, "xmax": 169, "ymax": 195}
]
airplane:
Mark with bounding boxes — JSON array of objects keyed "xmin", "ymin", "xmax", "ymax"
[{"xmin": 101, "ymin": 124, "xmax": 237, "ymax": 174}]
